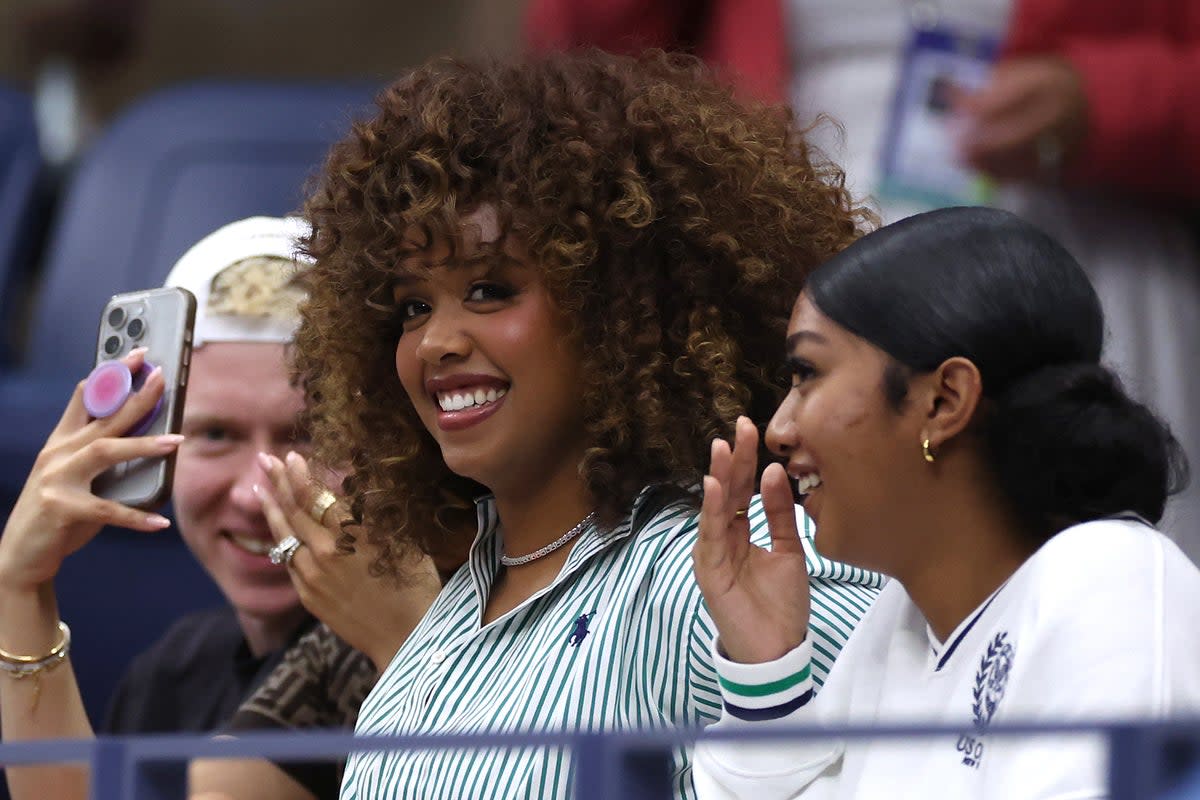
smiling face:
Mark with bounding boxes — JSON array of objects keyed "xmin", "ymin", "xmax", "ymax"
[
  {"xmin": 765, "ymin": 294, "xmax": 931, "ymax": 573},
  {"xmin": 390, "ymin": 208, "xmax": 587, "ymax": 496},
  {"xmin": 172, "ymin": 342, "xmax": 306, "ymax": 621}
]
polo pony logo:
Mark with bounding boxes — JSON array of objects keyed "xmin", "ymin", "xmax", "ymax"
[
  {"xmin": 957, "ymin": 631, "xmax": 1015, "ymax": 769},
  {"xmin": 568, "ymin": 612, "xmax": 595, "ymax": 647}
]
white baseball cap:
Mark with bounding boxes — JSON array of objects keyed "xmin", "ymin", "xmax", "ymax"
[{"xmin": 163, "ymin": 216, "xmax": 315, "ymax": 347}]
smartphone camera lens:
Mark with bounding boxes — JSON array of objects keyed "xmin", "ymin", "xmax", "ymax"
[
  {"xmin": 103, "ymin": 335, "xmax": 123, "ymax": 356},
  {"xmin": 107, "ymin": 307, "xmax": 127, "ymax": 329},
  {"xmin": 126, "ymin": 317, "xmax": 145, "ymax": 340}
]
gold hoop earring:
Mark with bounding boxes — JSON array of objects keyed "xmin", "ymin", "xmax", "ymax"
[{"xmin": 922, "ymin": 438, "xmax": 936, "ymax": 464}]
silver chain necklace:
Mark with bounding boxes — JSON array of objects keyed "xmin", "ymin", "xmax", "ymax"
[{"xmin": 500, "ymin": 511, "xmax": 597, "ymax": 568}]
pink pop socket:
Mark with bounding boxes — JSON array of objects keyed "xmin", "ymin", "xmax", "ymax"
[
  {"xmin": 82, "ymin": 361, "xmax": 164, "ymax": 436},
  {"xmin": 83, "ymin": 361, "xmax": 132, "ymax": 418}
]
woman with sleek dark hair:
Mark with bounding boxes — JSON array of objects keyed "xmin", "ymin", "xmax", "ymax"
[{"xmin": 692, "ymin": 206, "xmax": 1200, "ymax": 799}]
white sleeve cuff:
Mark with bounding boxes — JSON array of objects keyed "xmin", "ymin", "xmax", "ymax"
[{"xmin": 713, "ymin": 636, "xmax": 815, "ymax": 721}]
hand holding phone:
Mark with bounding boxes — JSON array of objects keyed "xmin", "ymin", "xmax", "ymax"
[
  {"xmin": 0, "ymin": 347, "xmax": 185, "ymax": 596},
  {"xmin": 90, "ymin": 287, "xmax": 195, "ymax": 509}
]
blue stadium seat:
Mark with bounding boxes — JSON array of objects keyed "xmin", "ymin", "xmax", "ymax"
[
  {"xmin": 0, "ymin": 80, "xmax": 377, "ymax": 727},
  {"xmin": 0, "ymin": 85, "xmax": 45, "ymax": 368},
  {"xmin": 0, "ymin": 80, "xmax": 377, "ymax": 489}
]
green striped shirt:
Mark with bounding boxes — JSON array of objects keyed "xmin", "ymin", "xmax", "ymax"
[{"xmin": 340, "ymin": 488, "xmax": 883, "ymax": 799}]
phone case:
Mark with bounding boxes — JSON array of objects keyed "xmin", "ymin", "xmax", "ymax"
[{"xmin": 91, "ymin": 287, "xmax": 196, "ymax": 509}]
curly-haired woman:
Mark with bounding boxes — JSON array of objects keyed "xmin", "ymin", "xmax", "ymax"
[{"xmin": 249, "ymin": 50, "xmax": 883, "ymax": 799}]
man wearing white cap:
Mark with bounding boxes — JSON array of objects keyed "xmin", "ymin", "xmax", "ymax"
[{"xmin": 0, "ymin": 217, "xmax": 319, "ymax": 800}]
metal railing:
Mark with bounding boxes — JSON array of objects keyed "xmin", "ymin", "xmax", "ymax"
[{"xmin": 2, "ymin": 719, "xmax": 1199, "ymax": 799}]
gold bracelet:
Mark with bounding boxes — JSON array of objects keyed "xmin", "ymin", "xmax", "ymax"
[
  {"xmin": 0, "ymin": 622, "xmax": 71, "ymax": 712},
  {"xmin": 0, "ymin": 621, "xmax": 71, "ymax": 665}
]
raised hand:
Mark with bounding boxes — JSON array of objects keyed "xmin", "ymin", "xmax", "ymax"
[
  {"xmin": 0, "ymin": 349, "xmax": 179, "ymax": 596},
  {"xmin": 254, "ymin": 451, "xmax": 440, "ymax": 671},
  {"xmin": 693, "ymin": 416, "xmax": 810, "ymax": 664}
]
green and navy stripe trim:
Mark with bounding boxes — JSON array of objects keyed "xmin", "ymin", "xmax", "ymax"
[{"xmin": 713, "ymin": 638, "xmax": 815, "ymax": 721}]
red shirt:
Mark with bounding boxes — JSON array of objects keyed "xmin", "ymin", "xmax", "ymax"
[{"xmin": 526, "ymin": 0, "xmax": 1200, "ymax": 196}]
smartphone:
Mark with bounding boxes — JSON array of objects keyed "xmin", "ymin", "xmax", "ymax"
[{"xmin": 91, "ymin": 287, "xmax": 196, "ymax": 509}]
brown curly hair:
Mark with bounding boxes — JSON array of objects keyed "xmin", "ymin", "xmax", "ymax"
[{"xmin": 296, "ymin": 49, "xmax": 870, "ymax": 575}]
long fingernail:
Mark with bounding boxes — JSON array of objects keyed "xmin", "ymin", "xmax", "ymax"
[
  {"xmin": 130, "ymin": 346, "xmax": 149, "ymax": 357},
  {"xmin": 145, "ymin": 514, "xmax": 171, "ymax": 528},
  {"xmin": 257, "ymin": 452, "xmax": 274, "ymax": 472},
  {"xmin": 156, "ymin": 434, "xmax": 185, "ymax": 446},
  {"xmin": 285, "ymin": 451, "xmax": 301, "ymax": 468}
]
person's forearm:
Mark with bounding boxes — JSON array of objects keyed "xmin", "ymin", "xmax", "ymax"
[
  {"xmin": 0, "ymin": 583, "xmax": 95, "ymax": 800},
  {"xmin": 190, "ymin": 755, "xmax": 318, "ymax": 800}
]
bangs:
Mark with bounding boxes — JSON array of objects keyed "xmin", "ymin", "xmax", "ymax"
[{"xmin": 362, "ymin": 201, "xmax": 520, "ymax": 312}]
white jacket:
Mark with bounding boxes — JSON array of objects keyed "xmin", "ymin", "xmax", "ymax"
[{"xmin": 694, "ymin": 519, "xmax": 1200, "ymax": 799}]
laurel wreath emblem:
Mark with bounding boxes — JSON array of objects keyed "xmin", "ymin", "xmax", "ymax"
[{"xmin": 972, "ymin": 631, "xmax": 1014, "ymax": 730}]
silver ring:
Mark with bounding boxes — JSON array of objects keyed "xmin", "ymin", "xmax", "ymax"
[{"xmin": 268, "ymin": 535, "xmax": 302, "ymax": 566}]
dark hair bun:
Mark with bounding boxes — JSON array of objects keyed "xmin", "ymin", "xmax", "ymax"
[{"xmin": 983, "ymin": 363, "xmax": 1189, "ymax": 540}]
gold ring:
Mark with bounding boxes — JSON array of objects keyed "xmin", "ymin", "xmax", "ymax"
[
  {"xmin": 309, "ymin": 488, "xmax": 338, "ymax": 526},
  {"xmin": 732, "ymin": 508, "xmax": 749, "ymax": 520}
]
